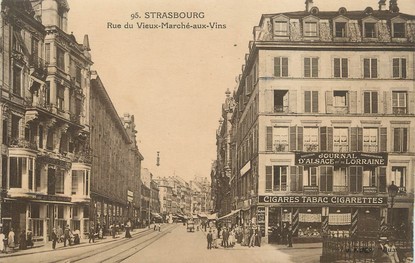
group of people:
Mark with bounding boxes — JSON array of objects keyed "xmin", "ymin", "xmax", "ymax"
[
  {"xmin": 0, "ymin": 228, "xmax": 34, "ymax": 253},
  {"xmin": 270, "ymin": 223, "xmax": 294, "ymax": 247},
  {"xmin": 51, "ymin": 225, "xmax": 80, "ymax": 249},
  {"xmin": 206, "ymin": 223, "xmax": 263, "ymax": 249}
]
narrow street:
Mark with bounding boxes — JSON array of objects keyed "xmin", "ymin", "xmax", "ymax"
[{"xmin": 0, "ymin": 224, "xmax": 321, "ymax": 263}]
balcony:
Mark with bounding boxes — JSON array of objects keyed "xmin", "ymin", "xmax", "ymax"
[
  {"xmin": 303, "ymin": 186, "xmax": 319, "ymax": 194},
  {"xmin": 9, "ymin": 138, "xmax": 37, "ymax": 150},
  {"xmin": 333, "ymin": 185, "xmax": 348, "ymax": 193},
  {"xmin": 29, "ymin": 55, "xmax": 48, "ymax": 80},
  {"xmin": 275, "ymin": 144, "xmax": 288, "ymax": 152},
  {"xmin": 274, "ymin": 105, "xmax": 289, "ymax": 113},
  {"xmin": 393, "ymin": 107, "xmax": 407, "ymax": 115},
  {"xmin": 304, "ymin": 144, "xmax": 319, "ymax": 152}
]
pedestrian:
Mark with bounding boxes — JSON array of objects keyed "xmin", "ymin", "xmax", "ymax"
[
  {"xmin": 51, "ymin": 228, "xmax": 58, "ymax": 249},
  {"xmin": 385, "ymin": 240, "xmax": 400, "ymax": 263},
  {"xmin": 207, "ymin": 230, "xmax": 213, "ymax": 249},
  {"xmin": 0, "ymin": 230, "xmax": 5, "ymax": 253},
  {"xmin": 111, "ymin": 223, "xmax": 116, "ymax": 238},
  {"xmin": 372, "ymin": 238, "xmax": 389, "ymax": 263},
  {"xmin": 26, "ymin": 229, "xmax": 33, "ymax": 248},
  {"xmin": 222, "ymin": 228, "xmax": 229, "ymax": 248},
  {"xmin": 157, "ymin": 223, "xmax": 161, "ymax": 232},
  {"xmin": 287, "ymin": 224, "xmax": 293, "ymax": 247},
  {"xmin": 89, "ymin": 226, "xmax": 95, "ymax": 243},
  {"xmin": 8, "ymin": 228, "xmax": 15, "ymax": 252},
  {"xmin": 19, "ymin": 230, "xmax": 27, "ymax": 250},
  {"xmin": 63, "ymin": 225, "xmax": 72, "ymax": 247},
  {"xmin": 125, "ymin": 220, "xmax": 132, "ymax": 238},
  {"xmin": 249, "ymin": 225, "xmax": 256, "ymax": 247},
  {"xmin": 229, "ymin": 229, "xmax": 235, "ymax": 247}
]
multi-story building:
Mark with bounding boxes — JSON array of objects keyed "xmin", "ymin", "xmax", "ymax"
[
  {"xmin": 90, "ymin": 71, "xmax": 143, "ymax": 230},
  {"xmin": 190, "ymin": 176, "xmax": 212, "ymax": 214},
  {"xmin": 228, "ymin": 0, "xmax": 414, "ymax": 243},
  {"xmin": 154, "ymin": 177, "xmax": 173, "ymax": 219},
  {"xmin": 1, "ymin": 0, "xmax": 93, "ymax": 241},
  {"xmin": 141, "ymin": 168, "xmax": 161, "ymax": 223}
]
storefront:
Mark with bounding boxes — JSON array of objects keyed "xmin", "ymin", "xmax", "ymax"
[{"xmin": 259, "ymin": 195, "xmax": 388, "ymax": 243}]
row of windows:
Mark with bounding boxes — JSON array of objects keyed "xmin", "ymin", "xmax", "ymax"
[
  {"xmin": 266, "ymin": 126, "xmax": 408, "ymax": 153},
  {"xmin": 271, "ymin": 90, "xmax": 409, "ymax": 115},
  {"xmin": 273, "ymin": 18, "xmax": 408, "ymax": 39},
  {"xmin": 273, "ymin": 57, "xmax": 407, "ymax": 79},
  {"xmin": 265, "ymin": 165, "xmax": 406, "ymax": 193}
]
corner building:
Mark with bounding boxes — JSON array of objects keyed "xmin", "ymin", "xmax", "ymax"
[{"xmin": 232, "ymin": 1, "xmax": 414, "ymax": 243}]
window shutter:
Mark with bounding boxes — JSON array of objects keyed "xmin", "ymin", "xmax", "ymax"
[
  {"xmin": 325, "ymin": 91, "xmax": 333, "ymax": 113},
  {"xmin": 282, "ymin": 57, "xmax": 288, "ymax": 77},
  {"xmin": 304, "ymin": 58, "xmax": 310, "ymax": 77},
  {"xmin": 357, "ymin": 127, "xmax": 363, "ymax": 151},
  {"xmin": 350, "ymin": 166, "xmax": 357, "ymax": 192},
  {"xmin": 342, "ymin": 58, "xmax": 348, "ymax": 78},
  {"xmin": 378, "ymin": 167, "xmax": 386, "ymax": 193},
  {"xmin": 320, "ymin": 167, "xmax": 326, "ymax": 192},
  {"xmin": 289, "ymin": 90, "xmax": 297, "ymax": 113},
  {"xmin": 383, "ymin": 91, "xmax": 390, "ymax": 114},
  {"xmin": 327, "ymin": 167, "xmax": 333, "ymax": 192},
  {"xmin": 401, "ymin": 58, "xmax": 406, "ymax": 78},
  {"xmin": 349, "ymin": 91, "xmax": 357, "ymax": 113},
  {"xmin": 298, "ymin": 166, "xmax": 303, "ymax": 191},
  {"xmin": 357, "ymin": 166, "xmax": 363, "ymax": 192},
  {"xmin": 363, "ymin": 92, "xmax": 371, "ymax": 113},
  {"xmin": 266, "ymin": 126, "xmax": 273, "ymax": 151},
  {"xmin": 290, "ymin": 166, "xmax": 297, "ymax": 192},
  {"xmin": 266, "ymin": 166, "xmax": 273, "ymax": 191},
  {"xmin": 372, "ymin": 92, "xmax": 378, "ymax": 113},
  {"xmin": 393, "ymin": 58, "xmax": 399, "ymax": 78},
  {"xmin": 351, "ymin": 127, "xmax": 357, "ymax": 151},
  {"xmin": 304, "ymin": 91, "xmax": 311, "ymax": 113},
  {"xmin": 380, "ymin": 127, "xmax": 387, "ymax": 152},
  {"xmin": 327, "ymin": 127, "xmax": 333, "ymax": 151},
  {"xmin": 393, "ymin": 128, "xmax": 400, "ymax": 152},
  {"xmin": 363, "ymin": 59, "xmax": 370, "ymax": 78},
  {"xmin": 402, "ymin": 128, "xmax": 407, "ymax": 152},
  {"xmin": 297, "ymin": 127, "xmax": 303, "ymax": 151},
  {"xmin": 320, "ymin": 127, "xmax": 327, "ymax": 151},
  {"xmin": 312, "ymin": 91, "xmax": 318, "ymax": 113},
  {"xmin": 290, "ymin": 126, "xmax": 297, "ymax": 151},
  {"xmin": 334, "ymin": 58, "xmax": 340, "ymax": 77},
  {"xmin": 408, "ymin": 91, "xmax": 415, "ymax": 114},
  {"xmin": 312, "ymin": 58, "xmax": 318, "ymax": 77},
  {"xmin": 274, "ymin": 57, "xmax": 281, "ymax": 77},
  {"xmin": 371, "ymin": 59, "xmax": 378, "ymax": 78}
]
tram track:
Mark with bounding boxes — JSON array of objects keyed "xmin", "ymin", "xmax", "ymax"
[{"xmin": 49, "ymin": 224, "xmax": 177, "ymax": 263}]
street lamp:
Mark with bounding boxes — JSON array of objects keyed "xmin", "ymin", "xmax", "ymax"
[{"xmin": 388, "ymin": 181, "xmax": 399, "ymax": 237}]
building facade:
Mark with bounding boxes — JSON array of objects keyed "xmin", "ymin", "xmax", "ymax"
[
  {"xmin": 228, "ymin": 1, "xmax": 414, "ymax": 243},
  {"xmin": 1, "ymin": 0, "xmax": 93, "ymax": 241},
  {"xmin": 89, "ymin": 71, "xmax": 143, "ymax": 230}
]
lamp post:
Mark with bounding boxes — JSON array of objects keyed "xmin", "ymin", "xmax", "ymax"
[{"xmin": 388, "ymin": 181, "xmax": 399, "ymax": 238}]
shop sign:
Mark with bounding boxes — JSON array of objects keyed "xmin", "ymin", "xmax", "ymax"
[
  {"xmin": 257, "ymin": 206, "xmax": 265, "ymax": 237},
  {"xmin": 35, "ymin": 194, "xmax": 71, "ymax": 202},
  {"xmin": 363, "ymin": 186, "xmax": 378, "ymax": 194},
  {"xmin": 295, "ymin": 152, "xmax": 388, "ymax": 167},
  {"xmin": 258, "ymin": 195, "xmax": 387, "ymax": 205}
]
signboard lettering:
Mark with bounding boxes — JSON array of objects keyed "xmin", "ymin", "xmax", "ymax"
[
  {"xmin": 258, "ymin": 195, "xmax": 387, "ymax": 205},
  {"xmin": 295, "ymin": 152, "xmax": 388, "ymax": 167}
]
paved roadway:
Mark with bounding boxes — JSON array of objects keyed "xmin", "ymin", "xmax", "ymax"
[{"xmin": 1, "ymin": 224, "xmax": 322, "ymax": 263}]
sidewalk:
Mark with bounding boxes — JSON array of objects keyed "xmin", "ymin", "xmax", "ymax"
[{"xmin": 0, "ymin": 227, "xmax": 151, "ymax": 258}]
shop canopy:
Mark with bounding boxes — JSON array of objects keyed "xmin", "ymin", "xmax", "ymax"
[
  {"xmin": 197, "ymin": 213, "xmax": 208, "ymax": 218},
  {"xmin": 217, "ymin": 209, "xmax": 241, "ymax": 220},
  {"xmin": 207, "ymin": 213, "xmax": 218, "ymax": 220},
  {"xmin": 151, "ymin": 212, "xmax": 163, "ymax": 219}
]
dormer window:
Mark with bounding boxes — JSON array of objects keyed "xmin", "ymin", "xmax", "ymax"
[
  {"xmin": 304, "ymin": 22, "xmax": 317, "ymax": 37},
  {"xmin": 392, "ymin": 23, "xmax": 405, "ymax": 38},
  {"xmin": 364, "ymin": 22, "xmax": 377, "ymax": 38},
  {"xmin": 274, "ymin": 21, "xmax": 288, "ymax": 36},
  {"xmin": 335, "ymin": 22, "xmax": 347, "ymax": 37}
]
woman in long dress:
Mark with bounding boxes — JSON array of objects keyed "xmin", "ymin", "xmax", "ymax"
[
  {"xmin": 8, "ymin": 228, "xmax": 15, "ymax": 252},
  {"xmin": 0, "ymin": 230, "xmax": 5, "ymax": 253}
]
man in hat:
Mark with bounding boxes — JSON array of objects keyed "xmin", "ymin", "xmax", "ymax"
[
  {"xmin": 373, "ymin": 237, "xmax": 389, "ymax": 262},
  {"xmin": 63, "ymin": 225, "xmax": 72, "ymax": 247}
]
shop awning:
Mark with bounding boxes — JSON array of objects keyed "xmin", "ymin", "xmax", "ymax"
[
  {"xmin": 151, "ymin": 212, "xmax": 162, "ymax": 219},
  {"xmin": 218, "ymin": 209, "xmax": 240, "ymax": 220},
  {"xmin": 207, "ymin": 213, "xmax": 218, "ymax": 220},
  {"xmin": 175, "ymin": 213, "xmax": 187, "ymax": 219},
  {"xmin": 197, "ymin": 213, "xmax": 208, "ymax": 218}
]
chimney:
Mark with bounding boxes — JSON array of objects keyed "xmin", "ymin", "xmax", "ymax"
[
  {"xmin": 305, "ymin": 0, "xmax": 314, "ymax": 12},
  {"xmin": 378, "ymin": 0, "xmax": 387, "ymax": 10},
  {"xmin": 389, "ymin": 0, "xmax": 399, "ymax": 13}
]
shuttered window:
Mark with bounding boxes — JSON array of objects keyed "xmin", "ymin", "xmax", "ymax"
[
  {"xmin": 393, "ymin": 128, "xmax": 408, "ymax": 152},
  {"xmin": 274, "ymin": 57, "xmax": 288, "ymax": 77},
  {"xmin": 380, "ymin": 127, "xmax": 387, "ymax": 152},
  {"xmin": 266, "ymin": 166, "xmax": 273, "ymax": 192},
  {"xmin": 266, "ymin": 126, "xmax": 273, "ymax": 151},
  {"xmin": 304, "ymin": 91, "xmax": 318, "ymax": 113},
  {"xmin": 304, "ymin": 57, "xmax": 318, "ymax": 77},
  {"xmin": 350, "ymin": 166, "xmax": 363, "ymax": 193},
  {"xmin": 392, "ymin": 58, "xmax": 406, "ymax": 79},
  {"xmin": 334, "ymin": 58, "xmax": 348, "ymax": 78},
  {"xmin": 378, "ymin": 167, "xmax": 386, "ymax": 193},
  {"xmin": 290, "ymin": 166, "xmax": 303, "ymax": 192},
  {"xmin": 363, "ymin": 58, "xmax": 377, "ymax": 78},
  {"xmin": 363, "ymin": 91, "xmax": 378, "ymax": 113},
  {"xmin": 320, "ymin": 166, "xmax": 333, "ymax": 192}
]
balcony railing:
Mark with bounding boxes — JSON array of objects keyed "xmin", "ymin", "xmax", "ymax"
[
  {"xmin": 275, "ymin": 143, "xmax": 288, "ymax": 152},
  {"xmin": 393, "ymin": 107, "xmax": 407, "ymax": 115},
  {"xmin": 9, "ymin": 138, "xmax": 38, "ymax": 150},
  {"xmin": 29, "ymin": 55, "xmax": 48, "ymax": 78},
  {"xmin": 333, "ymin": 185, "xmax": 348, "ymax": 193},
  {"xmin": 274, "ymin": 105, "xmax": 289, "ymax": 113}
]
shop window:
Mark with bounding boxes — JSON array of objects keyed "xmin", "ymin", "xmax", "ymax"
[
  {"xmin": 304, "ymin": 57, "xmax": 319, "ymax": 78},
  {"xmin": 363, "ymin": 128, "xmax": 378, "ymax": 152},
  {"xmin": 392, "ymin": 91, "xmax": 407, "ymax": 114},
  {"xmin": 333, "ymin": 128, "xmax": 349, "ymax": 152},
  {"xmin": 274, "ymin": 57, "xmax": 288, "ymax": 77},
  {"xmin": 319, "ymin": 166, "xmax": 333, "ymax": 192},
  {"xmin": 363, "ymin": 58, "xmax": 378, "ymax": 78},
  {"xmin": 392, "ymin": 58, "xmax": 407, "ymax": 79},
  {"xmin": 333, "ymin": 167, "xmax": 348, "ymax": 192},
  {"xmin": 304, "ymin": 91, "xmax": 318, "ymax": 113},
  {"xmin": 274, "ymin": 90, "xmax": 289, "ymax": 113},
  {"xmin": 334, "ymin": 58, "xmax": 348, "ymax": 78},
  {"xmin": 303, "ymin": 127, "xmax": 318, "ymax": 152},
  {"xmin": 363, "ymin": 91, "xmax": 378, "ymax": 114},
  {"xmin": 393, "ymin": 127, "xmax": 408, "ymax": 152}
]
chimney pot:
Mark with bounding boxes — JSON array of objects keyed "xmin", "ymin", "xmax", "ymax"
[
  {"xmin": 378, "ymin": 0, "xmax": 386, "ymax": 11},
  {"xmin": 305, "ymin": 0, "xmax": 314, "ymax": 12}
]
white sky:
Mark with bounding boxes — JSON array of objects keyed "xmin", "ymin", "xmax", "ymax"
[{"xmin": 67, "ymin": 0, "xmax": 414, "ymax": 181}]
